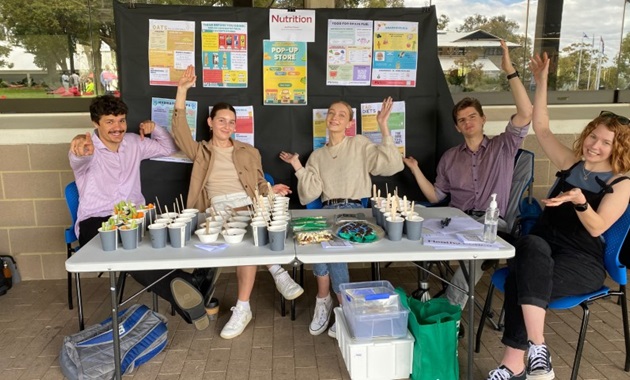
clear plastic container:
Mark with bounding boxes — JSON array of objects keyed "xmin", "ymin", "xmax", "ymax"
[{"xmin": 340, "ymin": 281, "xmax": 409, "ymax": 339}]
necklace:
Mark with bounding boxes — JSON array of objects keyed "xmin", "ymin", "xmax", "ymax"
[{"xmin": 582, "ymin": 165, "xmax": 593, "ymax": 181}]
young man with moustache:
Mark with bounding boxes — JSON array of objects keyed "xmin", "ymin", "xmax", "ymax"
[{"xmin": 69, "ymin": 95, "xmax": 218, "ymax": 330}]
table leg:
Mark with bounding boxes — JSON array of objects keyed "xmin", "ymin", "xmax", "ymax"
[
  {"xmin": 467, "ymin": 259, "xmax": 476, "ymax": 380},
  {"xmin": 110, "ymin": 272, "xmax": 122, "ymax": 380},
  {"xmin": 75, "ymin": 273, "xmax": 85, "ymax": 331}
]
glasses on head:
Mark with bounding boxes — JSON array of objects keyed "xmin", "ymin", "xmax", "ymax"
[{"xmin": 599, "ymin": 110, "xmax": 630, "ymax": 126}]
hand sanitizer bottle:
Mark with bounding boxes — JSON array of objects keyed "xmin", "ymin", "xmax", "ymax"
[{"xmin": 483, "ymin": 193, "xmax": 500, "ymax": 243}]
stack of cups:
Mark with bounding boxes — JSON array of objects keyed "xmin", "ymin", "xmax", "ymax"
[{"xmin": 168, "ymin": 222, "xmax": 187, "ymax": 248}]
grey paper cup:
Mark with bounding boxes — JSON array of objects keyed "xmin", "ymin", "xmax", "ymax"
[
  {"xmin": 120, "ymin": 227, "xmax": 139, "ymax": 250},
  {"xmin": 168, "ymin": 222, "xmax": 187, "ymax": 248},
  {"xmin": 149, "ymin": 223, "xmax": 168, "ymax": 248},
  {"xmin": 405, "ymin": 216, "xmax": 424, "ymax": 241},
  {"xmin": 386, "ymin": 216, "xmax": 404, "ymax": 241},
  {"xmin": 175, "ymin": 217, "xmax": 193, "ymax": 242},
  {"xmin": 268, "ymin": 225, "xmax": 286, "ymax": 251},
  {"xmin": 251, "ymin": 221, "xmax": 269, "ymax": 246},
  {"xmin": 181, "ymin": 211, "xmax": 199, "ymax": 230},
  {"xmin": 98, "ymin": 227, "xmax": 118, "ymax": 251}
]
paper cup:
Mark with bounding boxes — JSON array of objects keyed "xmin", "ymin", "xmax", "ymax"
[
  {"xmin": 268, "ymin": 225, "xmax": 287, "ymax": 251},
  {"xmin": 98, "ymin": 227, "xmax": 118, "ymax": 251},
  {"xmin": 148, "ymin": 223, "xmax": 168, "ymax": 248},
  {"xmin": 251, "ymin": 221, "xmax": 269, "ymax": 246},
  {"xmin": 405, "ymin": 215, "xmax": 424, "ymax": 241},
  {"xmin": 120, "ymin": 226, "xmax": 139, "ymax": 250},
  {"xmin": 385, "ymin": 216, "xmax": 404, "ymax": 241},
  {"xmin": 168, "ymin": 222, "xmax": 187, "ymax": 248}
]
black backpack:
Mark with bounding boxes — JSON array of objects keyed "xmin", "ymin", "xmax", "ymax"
[{"xmin": 0, "ymin": 255, "xmax": 17, "ymax": 296}]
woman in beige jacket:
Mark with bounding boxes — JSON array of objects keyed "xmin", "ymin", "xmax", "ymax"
[{"xmin": 173, "ymin": 65, "xmax": 302, "ymax": 340}]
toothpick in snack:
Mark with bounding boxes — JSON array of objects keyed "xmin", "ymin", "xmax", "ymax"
[
  {"xmin": 403, "ymin": 195, "xmax": 408, "ymax": 214},
  {"xmin": 377, "ymin": 189, "xmax": 381, "ymax": 207},
  {"xmin": 372, "ymin": 184, "xmax": 377, "ymax": 199},
  {"xmin": 180, "ymin": 194, "xmax": 185, "ymax": 211},
  {"xmin": 267, "ymin": 182, "xmax": 275, "ymax": 202},
  {"xmin": 391, "ymin": 196, "xmax": 398, "ymax": 219},
  {"xmin": 386, "ymin": 183, "xmax": 389, "ymax": 197},
  {"xmin": 155, "ymin": 197, "xmax": 163, "ymax": 215},
  {"xmin": 164, "ymin": 205, "xmax": 169, "ymax": 216},
  {"xmin": 411, "ymin": 201, "xmax": 415, "ymax": 213}
]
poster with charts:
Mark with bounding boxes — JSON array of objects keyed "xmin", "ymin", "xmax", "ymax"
[
  {"xmin": 201, "ymin": 21, "xmax": 248, "ymax": 88},
  {"xmin": 263, "ymin": 40, "xmax": 307, "ymax": 105},
  {"xmin": 148, "ymin": 19, "xmax": 195, "ymax": 86},
  {"xmin": 210, "ymin": 105, "xmax": 255, "ymax": 146},
  {"xmin": 326, "ymin": 19, "xmax": 373, "ymax": 86},
  {"xmin": 150, "ymin": 97, "xmax": 197, "ymax": 163},
  {"xmin": 371, "ymin": 21, "xmax": 418, "ymax": 87},
  {"xmin": 360, "ymin": 100, "xmax": 406, "ymax": 155},
  {"xmin": 312, "ymin": 108, "xmax": 357, "ymax": 150}
]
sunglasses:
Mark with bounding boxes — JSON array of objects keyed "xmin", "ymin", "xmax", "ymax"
[{"xmin": 599, "ymin": 110, "xmax": 630, "ymax": 125}]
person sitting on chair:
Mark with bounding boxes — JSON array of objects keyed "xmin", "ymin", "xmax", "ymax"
[
  {"xmin": 279, "ymin": 97, "xmax": 404, "ymax": 338},
  {"xmin": 173, "ymin": 65, "xmax": 303, "ymax": 340},
  {"xmin": 402, "ymin": 40, "xmax": 532, "ymax": 313},
  {"xmin": 485, "ymin": 52, "xmax": 630, "ymax": 380},
  {"xmin": 69, "ymin": 95, "xmax": 219, "ymax": 331}
]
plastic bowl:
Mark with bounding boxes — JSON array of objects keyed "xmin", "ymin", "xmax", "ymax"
[
  {"xmin": 221, "ymin": 228, "xmax": 246, "ymax": 244},
  {"xmin": 227, "ymin": 221, "xmax": 248, "ymax": 229},
  {"xmin": 195, "ymin": 228, "xmax": 220, "ymax": 243},
  {"xmin": 200, "ymin": 221, "xmax": 223, "ymax": 230},
  {"xmin": 230, "ymin": 215, "xmax": 252, "ymax": 223}
]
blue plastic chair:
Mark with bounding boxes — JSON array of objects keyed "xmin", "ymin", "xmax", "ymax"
[
  {"xmin": 64, "ymin": 181, "xmax": 80, "ymax": 311},
  {"xmin": 476, "ymin": 205, "xmax": 630, "ymax": 380}
]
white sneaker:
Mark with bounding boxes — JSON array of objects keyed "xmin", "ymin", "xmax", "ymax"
[
  {"xmin": 274, "ymin": 270, "xmax": 304, "ymax": 300},
  {"xmin": 327, "ymin": 322, "xmax": 337, "ymax": 339},
  {"xmin": 220, "ymin": 304, "xmax": 252, "ymax": 339},
  {"xmin": 309, "ymin": 296, "xmax": 332, "ymax": 335}
]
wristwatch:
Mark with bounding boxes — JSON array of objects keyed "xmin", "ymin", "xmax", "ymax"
[
  {"xmin": 507, "ymin": 71, "xmax": 520, "ymax": 80},
  {"xmin": 574, "ymin": 201, "xmax": 589, "ymax": 212}
]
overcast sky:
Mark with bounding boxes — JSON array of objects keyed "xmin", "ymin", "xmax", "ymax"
[{"xmin": 405, "ymin": 0, "xmax": 630, "ymax": 66}]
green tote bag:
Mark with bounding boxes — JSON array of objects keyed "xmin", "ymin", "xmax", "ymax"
[{"xmin": 396, "ymin": 288, "xmax": 461, "ymax": 380}]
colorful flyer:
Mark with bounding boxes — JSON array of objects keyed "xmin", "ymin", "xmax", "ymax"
[
  {"xmin": 263, "ymin": 40, "xmax": 307, "ymax": 105},
  {"xmin": 148, "ymin": 19, "xmax": 195, "ymax": 86},
  {"xmin": 201, "ymin": 22, "xmax": 248, "ymax": 88},
  {"xmin": 327, "ymin": 19, "xmax": 373, "ymax": 86},
  {"xmin": 210, "ymin": 105, "xmax": 255, "ymax": 146},
  {"xmin": 150, "ymin": 97, "xmax": 198, "ymax": 163},
  {"xmin": 312, "ymin": 108, "xmax": 357, "ymax": 150},
  {"xmin": 360, "ymin": 100, "xmax": 406, "ymax": 155},
  {"xmin": 372, "ymin": 21, "xmax": 418, "ymax": 87}
]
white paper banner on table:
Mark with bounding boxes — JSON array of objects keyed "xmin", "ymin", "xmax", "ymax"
[{"xmin": 422, "ymin": 217, "xmax": 484, "ymax": 234}]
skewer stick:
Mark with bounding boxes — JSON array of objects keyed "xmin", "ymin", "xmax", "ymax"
[
  {"xmin": 403, "ymin": 195, "xmax": 408, "ymax": 214},
  {"xmin": 411, "ymin": 201, "xmax": 415, "ymax": 213},
  {"xmin": 180, "ymin": 194, "xmax": 185, "ymax": 211},
  {"xmin": 155, "ymin": 197, "xmax": 163, "ymax": 215},
  {"xmin": 372, "ymin": 184, "xmax": 377, "ymax": 199}
]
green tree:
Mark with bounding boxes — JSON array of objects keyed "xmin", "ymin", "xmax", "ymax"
[
  {"xmin": 615, "ymin": 32, "xmax": 630, "ymax": 89},
  {"xmin": 437, "ymin": 14, "xmax": 449, "ymax": 31}
]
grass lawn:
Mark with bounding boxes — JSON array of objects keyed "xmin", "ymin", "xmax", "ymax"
[{"xmin": 0, "ymin": 87, "xmax": 96, "ymax": 99}]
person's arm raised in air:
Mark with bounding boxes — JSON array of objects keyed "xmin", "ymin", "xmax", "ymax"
[
  {"xmin": 172, "ymin": 64, "xmax": 199, "ymax": 160},
  {"xmin": 68, "ymin": 132, "xmax": 95, "ymax": 175},
  {"xmin": 501, "ymin": 40, "xmax": 532, "ymax": 127},
  {"xmin": 529, "ymin": 53, "xmax": 575, "ymax": 170},
  {"xmin": 367, "ymin": 96, "xmax": 404, "ymax": 176}
]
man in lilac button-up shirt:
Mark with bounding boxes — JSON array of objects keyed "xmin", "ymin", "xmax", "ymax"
[
  {"xmin": 69, "ymin": 95, "xmax": 217, "ymax": 331},
  {"xmin": 403, "ymin": 41, "xmax": 532, "ymax": 311}
]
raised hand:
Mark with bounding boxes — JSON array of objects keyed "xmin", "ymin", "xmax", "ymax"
[
  {"xmin": 529, "ymin": 52, "xmax": 550, "ymax": 84},
  {"xmin": 279, "ymin": 151, "xmax": 299, "ymax": 165},
  {"xmin": 376, "ymin": 96, "xmax": 394, "ymax": 131},
  {"xmin": 70, "ymin": 132, "xmax": 95, "ymax": 157},
  {"xmin": 178, "ymin": 65, "xmax": 196, "ymax": 90},
  {"xmin": 272, "ymin": 184, "xmax": 292, "ymax": 196},
  {"xmin": 139, "ymin": 120, "xmax": 157, "ymax": 140},
  {"xmin": 402, "ymin": 156, "xmax": 419, "ymax": 170},
  {"xmin": 500, "ymin": 40, "xmax": 515, "ymax": 74}
]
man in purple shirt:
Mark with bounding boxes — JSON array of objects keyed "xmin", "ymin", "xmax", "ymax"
[
  {"xmin": 69, "ymin": 95, "xmax": 218, "ymax": 330},
  {"xmin": 403, "ymin": 40, "xmax": 531, "ymax": 312}
]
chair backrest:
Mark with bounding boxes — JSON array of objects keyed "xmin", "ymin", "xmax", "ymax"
[
  {"xmin": 65, "ymin": 181, "xmax": 80, "ymax": 228},
  {"xmin": 504, "ymin": 149, "xmax": 540, "ymax": 236},
  {"xmin": 603, "ymin": 205, "xmax": 630, "ymax": 286},
  {"xmin": 263, "ymin": 172, "xmax": 275, "ymax": 186},
  {"xmin": 64, "ymin": 181, "xmax": 80, "ymax": 243}
]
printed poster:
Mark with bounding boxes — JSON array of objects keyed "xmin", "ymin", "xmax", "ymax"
[
  {"xmin": 360, "ymin": 100, "xmax": 406, "ymax": 155},
  {"xmin": 150, "ymin": 97, "xmax": 198, "ymax": 163},
  {"xmin": 148, "ymin": 19, "xmax": 195, "ymax": 86},
  {"xmin": 327, "ymin": 19, "xmax": 373, "ymax": 86},
  {"xmin": 372, "ymin": 21, "xmax": 418, "ymax": 87},
  {"xmin": 263, "ymin": 40, "xmax": 307, "ymax": 105},
  {"xmin": 210, "ymin": 105, "xmax": 255, "ymax": 146},
  {"xmin": 269, "ymin": 9, "xmax": 316, "ymax": 42},
  {"xmin": 312, "ymin": 108, "xmax": 357, "ymax": 150},
  {"xmin": 201, "ymin": 21, "xmax": 248, "ymax": 88}
]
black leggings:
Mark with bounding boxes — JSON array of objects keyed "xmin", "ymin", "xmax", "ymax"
[
  {"xmin": 502, "ymin": 234, "xmax": 605, "ymax": 350},
  {"xmin": 78, "ymin": 217, "xmax": 195, "ymax": 323}
]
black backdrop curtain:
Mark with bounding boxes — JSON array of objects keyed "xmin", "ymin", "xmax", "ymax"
[{"xmin": 113, "ymin": 2, "xmax": 461, "ymax": 208}]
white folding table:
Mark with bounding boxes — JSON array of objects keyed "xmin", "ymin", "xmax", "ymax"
[
  {"xmin": 65, "ymin": 227, "xmax": 296, "ymax": 380},
  {"xmin": 292, "ymin": 207, "xmax": 515, "ymax": 380}
]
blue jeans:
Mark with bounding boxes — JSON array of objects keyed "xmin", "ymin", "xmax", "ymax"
[{"xmin": 313, "ymin": 202, "xmax": 362, "ymax": 293}]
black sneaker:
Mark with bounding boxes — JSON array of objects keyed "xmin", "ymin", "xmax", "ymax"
[
  {"xmin": 526, "ymin": 341, "xmax": 555, "ymax": 379},
  {"xmin": 487, "ymin": 365, "xmax": 525, "ymax": 380}
]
